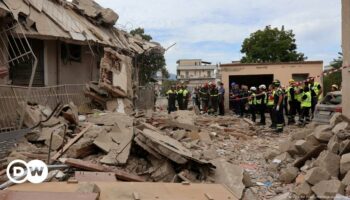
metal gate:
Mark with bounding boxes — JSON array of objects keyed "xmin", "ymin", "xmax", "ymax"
[{"xmin": 135, "ymin": 85, "xmax": 155, "ymax": 111}]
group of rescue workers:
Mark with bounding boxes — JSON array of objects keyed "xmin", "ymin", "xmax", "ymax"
[
  {"xmin": 230, "ymin": 77, "xmax": 322, "ymax": 133},
  {"xmin": 166, "ymin": 77, "xmax": 324, "ymax": 134},
  {"xmin": 166, "ymin": 82, "xmax": 225, "ymax": 116}
]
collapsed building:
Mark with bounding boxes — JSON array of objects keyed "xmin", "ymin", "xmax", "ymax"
[{"xmin": 0, "ymin": 0, "xmax": 162, "ymax": 130}]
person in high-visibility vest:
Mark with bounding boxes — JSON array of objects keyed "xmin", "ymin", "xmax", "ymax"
[
  {"xmin": 294, "ymin": 83, "xmax": 303, "ymax": 120},
  {"xmin": 248, "ymin": 86, "xmax": 257, "ymax": 122},
  {"xmin": 166, "ymin": 85, "xmax": 177, "ymax": 114},
  {"xmin": 208, "ymin": 82, "xmax": 219, "ymax": 115},
  {"xmin": 257, "ymin": 84, "xmax": 267, "ymax": 125},
  {"xmin": 267, "ymin": 84, "xmax": 276, "ymax": 128},
  {"xmin": 273, "ymin": 80, "xmax": 284, "ymax": 133},
  {"xmin": 199, "ymin": 83, "xmax": 209, "ymax": 113},
  {"xmin": 176, "ymin": 84, "xmax": 184, "ymax": 110},
  {"xmin": 182, "ymin": 85, "xmax": 190, "ymax": 110},
  {"xmin": 308, "ymin": 77, "xmax": 322, "ymax": 119},
  {"xmin": 287, "ymin": 79, "xmax": 297, "ymax": 125},
  {"xmin": 299, "ymin": 86, "xmax": 312, "ymax": 126}
]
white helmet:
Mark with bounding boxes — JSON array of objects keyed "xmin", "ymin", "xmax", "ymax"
[
  {"xmin": 250, "ymin": 86, "xmax": 257, "ymax": 91},
  {"xmin": 259, "ymin": 84, "xmax": 266, "ymax": 90}
]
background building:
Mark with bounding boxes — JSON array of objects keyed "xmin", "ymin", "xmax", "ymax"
[
  {"xmin": 177, "ymin": 59, "xmax": 218, "ymax": 89},
  {"xmin": 220, "ymin": 61, "xmax": 323, "ymax": 110},
  {"xmin": 342, "ymin": 0, "xmax": 350, "ymax": 118}
]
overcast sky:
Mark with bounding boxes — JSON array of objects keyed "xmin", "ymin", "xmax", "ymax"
[{"xmin": 96, "ymin": 0, "xmax": 341, "ymax": 74}]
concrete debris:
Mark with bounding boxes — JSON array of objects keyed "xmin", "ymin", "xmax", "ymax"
[
  {"xmin": 342, "ymin": 171, "xmax": 350, "ymax": 186},
  {"xmin": 295, "ymin": 139, "xmax": 314, "ymax": 154},
  {"xmin": 242, "ymin": 188, "xmax": 259, "ymax": 200},
  {"xmin": 304, "ymin": 167, "xmax": 330, "ymax": 185},
  {"xmin": 340, "ymin": 153, "xmax": 350, "ymax": 175},
  {"xmin": 293, "ymin": 181, "xmax": 313, "ymax": 198},
  {"xmin": 314, "ymin": 150, "xmax": 340, "ymax": 177},
  {"xmin": 313, "ymin": 125, "xmax": 334, "ymax": 142},
  {"xmin": 311, "ymin": 179, "xmax": 345, "ymax": 200},
  {"xmin": 279, "ymin": 167, "xmax": 299, "ymax": 184},
  {"xmin": 211, "ymin": 159, "xmax": 252, "ymax": 199},
  {"xmin": 273, "ymin": 117, "xmax": 350, "ymax": 199},
  {"xmin": 333, "ymin": 122, "xmax": 350, "ymax": 135}
]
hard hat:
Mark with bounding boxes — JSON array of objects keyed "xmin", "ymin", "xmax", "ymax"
[
  {"xmin": 332, "ymin": 84, "xmax": 339, "ymax": 90},
  {"xmin": 273, "ymin": 79, "xmax": 281, "ymax": 87},
  {"xmin": 259, "ymin": 84, "xmax": 266, "ymax": 90},
  {"xmin": 231, "ymin": 82, "xmax": 236, "ymax": 87},
  {"xmin": 250, "ymin": 86, "xmax": 257, "ymax": 91},
  {"xmin": 289, "ymin": 79, "xmax": 295, "ymax": 83}
]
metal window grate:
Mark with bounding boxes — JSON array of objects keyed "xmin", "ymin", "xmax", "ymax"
[
  {"xmin": 0, "ymin": 84, "xmax": 89, "ymax": 132},
  {"xmin": 0, "ymin": 21, "xmax": 38, "ymax": 129}
]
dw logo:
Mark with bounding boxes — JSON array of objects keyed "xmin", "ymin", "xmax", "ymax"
[{"xmin": 6, "ymin": 160, "xmax": 48, "ymax": 184}]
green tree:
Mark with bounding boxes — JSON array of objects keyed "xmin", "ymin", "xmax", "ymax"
[
  {"xmin": 240, "ymin": 26, "xmax": 307, "ymax": 63},
  {"xmin": 130, "ymin": 27, "xmax": 169, "ymax": 85},
  {"xmin": 130, "ymin": 28, "xmax": 152, "ymax": 41},
  {"xmin": 323, "ymin": 53, "xmax": 343, "ymax": 94}
]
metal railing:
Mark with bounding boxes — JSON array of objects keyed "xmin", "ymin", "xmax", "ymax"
[{"xmin": 0, "ymin": 84, "xmax": 89, "ymax": 132}]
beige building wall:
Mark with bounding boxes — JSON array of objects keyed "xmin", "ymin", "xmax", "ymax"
[
  {"xmin": 342, "ymin": 0, "xmax": 350, "ymax": 118},
  {"xmin": 220, "ymin": 61, "xmax": 323, "ymax": 110},
  {"xmin": 44, "ymin": 40, "xmax": 58, "ymax": 85},
  {"xmin": 44, "ymin": 41, "xmax": 100, "ymax": 85}
]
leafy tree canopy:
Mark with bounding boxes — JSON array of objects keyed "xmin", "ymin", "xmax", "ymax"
[
  {"xmin": 130, "ymin": 27, "xmax": 152, "ymax": 41},
  {"xmin": 130, "ymin": 27, "xmax": 169, "ymax": 85},
  {"xmin": 240, "ymin": 26, "xmax": 307, "ymax": 63}
]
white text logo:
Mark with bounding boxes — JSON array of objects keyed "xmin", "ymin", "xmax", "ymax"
[{"xmin": 6, "ymin": 160, "xmax": 48, "ymax": 184}]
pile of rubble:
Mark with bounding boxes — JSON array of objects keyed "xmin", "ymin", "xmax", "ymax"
[
  {"xmin": 84, "ymin": 47, "xmax": 134, "ymax": 113},
  {"xmin": 269, "ymin": 113, "xmax": 350, "ymax": 199},
  {"xmin": 3, "ymin": 104, "xmax": 268, "ymax": 198}
]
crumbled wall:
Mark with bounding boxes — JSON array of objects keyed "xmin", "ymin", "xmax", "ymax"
[{"xmin": 99, "ymin": 48, "xmax": 132, "ymax": 98}]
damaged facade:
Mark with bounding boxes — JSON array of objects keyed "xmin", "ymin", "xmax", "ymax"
[{"xmin": 0, "ymin": 0, "xmax": 162, "ymax": 94}]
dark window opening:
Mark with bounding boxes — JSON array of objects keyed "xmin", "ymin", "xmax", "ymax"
[
  {"xmin": 61, "ymin": 43, "xmax": 82, "ymax": 63},
  {"xmin": 292, "ymin": 73, "xmax": 309, "ymax": 82}
]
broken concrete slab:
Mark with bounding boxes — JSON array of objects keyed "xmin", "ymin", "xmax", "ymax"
[
  {"xmin": 340, "ymin": 153, "xmax": 350, "ymax": 175},
  {"xmin": 293, "ymin": 181, "xmax": 313, "ymax": 198},
  {"xmin": 313, "ymin": 125, "xmax": 334, "ymax": 142},
  {"xmin": 312, "ymin": 179, "xmax": 345, "ymax": 200},
  {"xmin": 93, "ymin": 132, "xmax": 114, "ymax": 153},
  {"xmin": 295, "ymin": 139, "xmax": 314, "ymax": 154},
  {"xmin": 279, "ymin": 166, "xmax": 299, "ymax": 184},
  {"xmin": 66, "ymin": 137, "xmax": 95, "ymax": 158},
  {"xmin": 135, "ymin": 126, "xmax": 193, "ymax": 164},
  {"xmin": 62, "ymin": 158, "xmax": 145, "ymax": 182},
  {"xmin": 305, "ymin": 167, "xmax": 330, "ymax": 185},
  {"xmin": 342, "ymin": 171, "xmax": 350, "ymax": 186},
  {"xmin": 211, "ymin": 159, "xmax": 251, "ymax": 199},
  {"xmin": 328, "ymin": 135, "xmax": 340, "ymax": 154},
  {"xmin": 333, "ymin": 122, "xmax": 349, "ymax": 135},
  {"xmin": 314, "ymin": 150, "xmax": 340, "ymax": 177},
  {"xmin": 44, "ymin": 132, "xmax": 64, "ymax": 151},
  {"xmin": 150, "ymin": 160, "xmax": 176, "ymax": 182}
]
